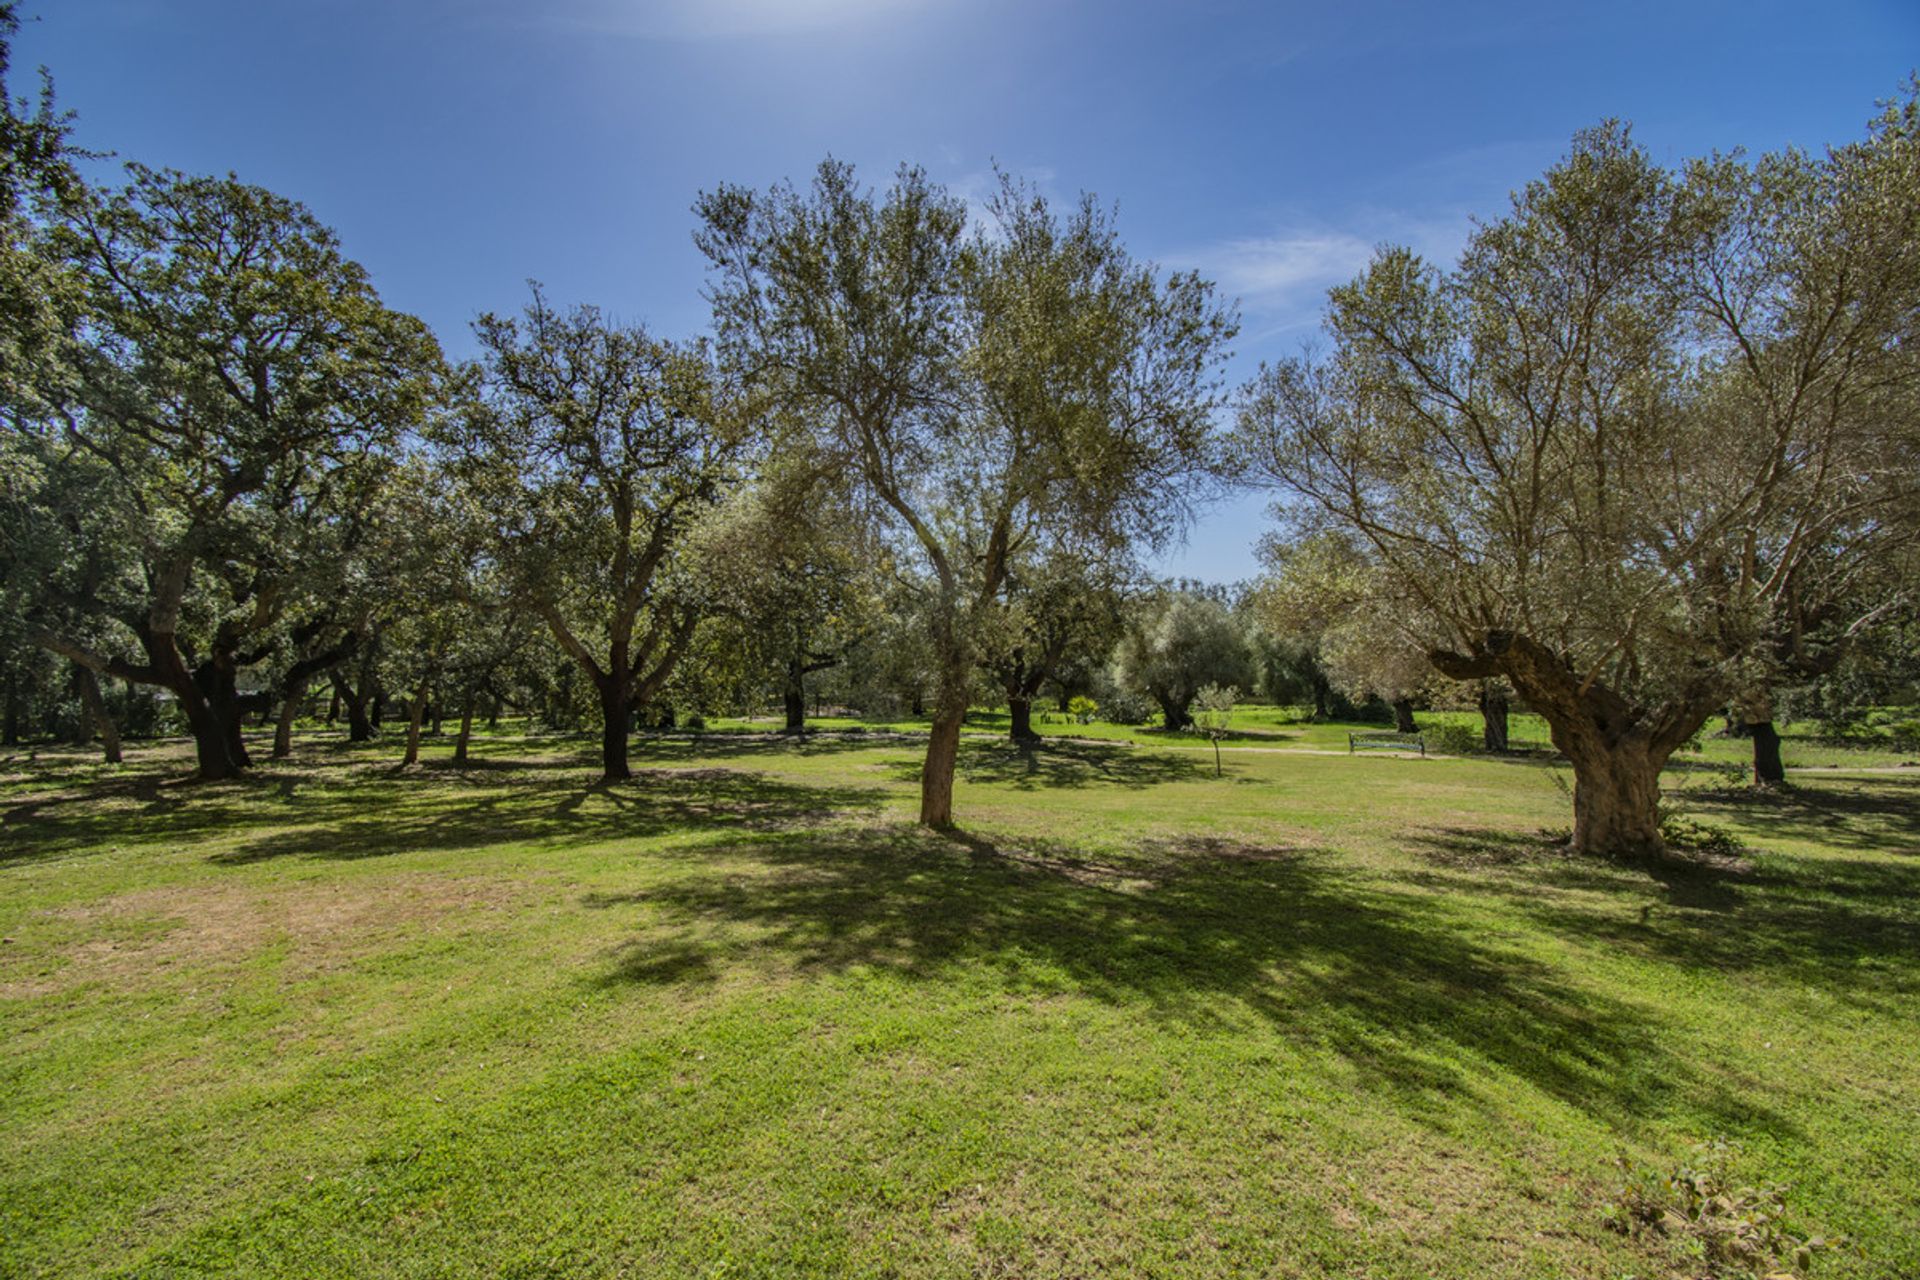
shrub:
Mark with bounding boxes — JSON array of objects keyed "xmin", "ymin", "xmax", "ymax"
[
  {"xmin": 1602, "ymin": 1139, "xmax": 1856, "ymax": 1279},
  {"xmin": 1066, "ymin": 695, "xmax": 1098, "ymax": 724},
  {"xmin": 1099, "ymin": 688, "xmax": 1155, "ymax": 725},
  {"xmin": 1658, "ymin": 814, "xmax": 1745, "ymax": 858},
  {"xmin": 1421, "ymin": 721, "xmax": 1482, "ymax": 755}
]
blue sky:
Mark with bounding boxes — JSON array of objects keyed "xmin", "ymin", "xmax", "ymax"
[{"xmin": 17, "ymin": 0, "xmax": 1918, "ymax": 581}]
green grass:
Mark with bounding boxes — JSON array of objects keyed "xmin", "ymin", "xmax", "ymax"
[
  {"xmin": 2, "ymin": 727, "xmax": 1916, "ymax": 1278},
  {"xmin": 708, "ymin": 702, "xmax": 1920, "ymax": 769}
]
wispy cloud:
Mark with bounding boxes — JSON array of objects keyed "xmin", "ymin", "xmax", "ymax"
[
  {"xmin": 515, "ymin": 0, "xmax": 941, "ymax": 40},
  {"xmin": 1176, "ymin": 212, "xmax": 1474, "ymax": 345},
  {"xmin": 1190, "ymin": 231, "xmax": 1374, "ymax": 311}
]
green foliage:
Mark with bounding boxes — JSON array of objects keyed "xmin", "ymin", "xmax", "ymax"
[
  {"xmin": 1193, "ymin": 683, "xmax": 1237, "ymax": 735},
  {"xmin": 1109, "ymin": 589, "xmax": 1252, "ymax": 730},
  {"xmin": 1066, "ymin": 694, "xmax": 1098, "ymax": 723},
  {"xmin": 1657, "ymin": 815, "xmax": 1747, "ymax": 859},
  {"xmin": 1420, "ymin": 720, "xmax": 1483, "ymax": 756},
  {"xmin": 1603, "ymin": 1139, "xmax": 1858, "ymax": 1279}
]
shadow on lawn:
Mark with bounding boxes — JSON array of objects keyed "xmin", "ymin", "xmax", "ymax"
[
  {"xmin": 885, "ymin": 738, "xmax": 1213, "ymax": 790},
  {"xmin": 0, "ymin": 752, "xmax": 890, "ymax": 866},
  {"xmin": 583, "ymin": 824, "xmax": 1790, "ymax": 1141},
  {"xmin": 1405, "ymin": 814, "xmax": 1920, "ymax": 1014}
]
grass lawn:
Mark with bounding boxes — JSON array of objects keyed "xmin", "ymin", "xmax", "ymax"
[
  {"xmin": 2, "ymin": 728, "xmax": 1916, "ymax": 1277},
  {"xmin": 711, "ymin": 703, "xmax": 1920, "ymax": 770}
]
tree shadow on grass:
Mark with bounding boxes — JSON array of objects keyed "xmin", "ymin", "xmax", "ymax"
[
  {"xmin": 1683, "ymin": 777, "xmax": 1920, "ymax": 855},
  {"xmin": 1403, "ymin": 823, "xmax": 1920, "ymax": 1015},
  {"xmin": 0, "ymin": 755, "xmax": 888, "ymax": 868},
  {"xmin": 208, "ymin": 768, "xmax": 889, "ymax": 865},
  {"xmin": 883, "ymin": 738, "xmax": 1213, "ymax": 790},
  {"xmin": 582, "ymin": 825, "xmax": 1790, "ymax": 1142}
]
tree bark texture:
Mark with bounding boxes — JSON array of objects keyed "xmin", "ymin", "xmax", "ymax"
[{"xmin": 1431, "ymin": 631, "xmax": 1717, "ymax": 861}]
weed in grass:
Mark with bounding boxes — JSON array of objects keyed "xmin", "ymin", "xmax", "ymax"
[{"xmin": 1603, "ymin": 1138, "xmax": 1860, "ymax": 1279}]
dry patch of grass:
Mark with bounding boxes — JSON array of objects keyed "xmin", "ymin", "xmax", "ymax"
[{"xmin": 2, "ymin": 873, "xmax": 532, "ymax": 998}]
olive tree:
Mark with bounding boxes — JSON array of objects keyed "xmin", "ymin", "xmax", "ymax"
[
  {"xmin": 698, "ymin": 163, "xmax": 1234, "ymax": 826},
  {"xmin": 1109, "ymin": 588, "xmax": 1253, "ymax": 731},
  {"xmin": 1238, "ymin": 104, "xmax": 1920, "ymax": 860}
]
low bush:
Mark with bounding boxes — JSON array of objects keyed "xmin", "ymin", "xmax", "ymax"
[{"xmin": 1602, "ymin": 1139, "xmax": 1856, "ymax": 1279}]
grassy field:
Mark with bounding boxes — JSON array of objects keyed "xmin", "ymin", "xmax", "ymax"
[
  {"xmin": 2, "ymin": 726, "xmax": 1916, "ymax": 1278},
  {"xmin": 710, "ymin": 703, "xmax": 1920, "ymax": 770}
]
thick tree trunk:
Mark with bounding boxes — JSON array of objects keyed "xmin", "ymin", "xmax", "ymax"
[
  {"xmin": 332, "ymin": 672, "xmax": 374, "ymax": 742},
  {"xmin": 1478, "ymin": 685, "xmax": 1509, "ymax": 752},
  {"xmin": 1156, "ymin": 692, "xmax": 1193, "ymax": 731},
  {"xmin": 1008, "ymin": 696, "xmax": 1037, "ymax": 742},
  {"xmin": 1392, "ymin": 698, "xmax": 1417, "ymax": 735},
  {"xmin": 402, "ymin": 687, "xmax": 426, "ymax": 767},
  {"xmin": 147, "ymin": 634, "xmax": 240, "ymax": 781},
  {"xmin": 1311, "ymin": 678, "xmax": 1330, "ymax": 722},
  {"xmin": 599, "ymin": 676, "xmax": 632, "ymax": 782},
  {"xmin": 370, "ymin": 687, "xmax": 386, "ymax": 729},
  {"xmin": 454, "ymin": 703, "xmax": 474, "ymax": 765},
  {"xmin": 273, "ymin": 687, "xmax": 299, "ymax": 759},
  {"xmin": 1563, "ymin": 738, "xmax": 1666, "ymax": 862},
  {"xmin": 195, "ymin": 648, "xmax": 253, "ymax": 770},
  {"xmin": 74, "ymin": 666, "xmax": 122, "ymax": 764},
  {"xmin": 1751, "ymin": 721, "xmax": 1786, "ymax": 786},
  {"xmin": 1430, "ymin": 631, "xmax": 1718, "ymax": 863}
]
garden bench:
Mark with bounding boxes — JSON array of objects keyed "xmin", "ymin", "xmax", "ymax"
[{"xmin": 1348, "ymin": 730, "xmax": 1425, "ymax": 756}]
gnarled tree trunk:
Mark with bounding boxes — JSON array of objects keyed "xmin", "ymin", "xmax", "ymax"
[
  {"xmin": 145, "ymin": 629, "xmax": 241, "ymax": 781},
  {"xmin": 1432, "ymin": 631, "xmax": 1718, "ymax": 862},
  {"xmin": 31, "ymin": 562, "xmax": 244, "ymax": 781},
  {"xmin": 1391, "ymin": 698, "xmax": 1417, "ymax": 735}
]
